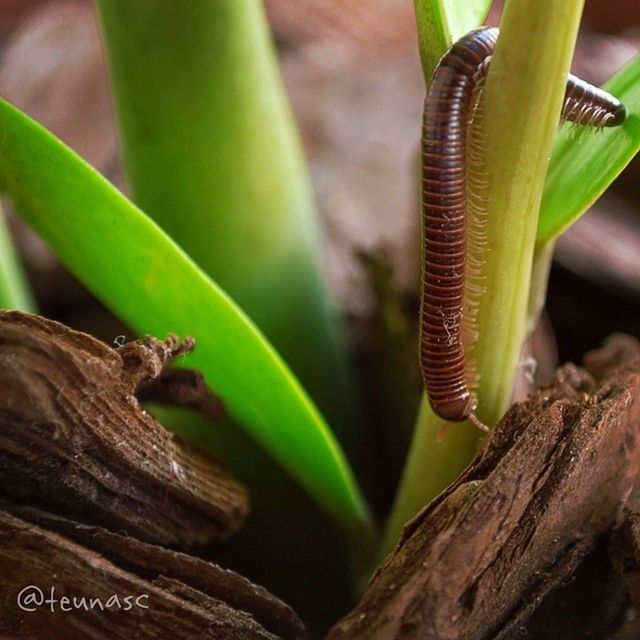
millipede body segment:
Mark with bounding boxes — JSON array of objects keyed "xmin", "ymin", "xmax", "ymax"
[{"xmin": 420, "ymin": 26, "xmax": 626, "ymax": 426}]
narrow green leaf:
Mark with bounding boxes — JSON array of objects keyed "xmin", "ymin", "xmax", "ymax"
[
  {"xmin": 0, "ymin": 98, "xmax": 372, "ymax": 541},
  {"xmin": 538, "ymin": 54, "xmax": 640, "ymax": 244},
  {"xmin": 446, "ymin": 0, "xmax": 494, "ymax": 43},
  {"xmin": 414, "ymin": 0, "xmax": 493, "ymax": 81},
  {"xmin": 0, "ymin": 202, "xmax": 36, "ymax": 312},
  {"xmin": 94, "ymin": 1, "xmax": 359, "ymax": 440}
]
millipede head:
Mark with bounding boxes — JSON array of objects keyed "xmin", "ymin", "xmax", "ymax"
[
  {"xmin": 606, "ymin": 98, "xmax": 626, "ymax": 127},
  {"xmin": 429, "ymin": 391, "xmax": 478, "ymax": 423}
]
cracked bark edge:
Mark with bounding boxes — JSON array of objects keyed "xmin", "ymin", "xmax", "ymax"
[
  {"xmin": 610, "ymin": 509, "xmax": 640, "ymax": 607},
  {"xmin": 328, "ymin": 334, "xmax": 640, "ymax": 640},
  {"xmin": 0, "ymin": 310, "xmax": 247, "ymax": 546},
  {"xmin": 0, "ymin": 506, "xmax": 305, "ymax": 640},
  {"xmin": 136, "ymin": 367, "xmax": 227, "ymax": 422},
  {"xmin": 0, "ymin": 501, "xmax": 304, "ymax": 640},
  {"xmin": 0, "ymin": 501, "xmax": 305, "ymax": 640}
]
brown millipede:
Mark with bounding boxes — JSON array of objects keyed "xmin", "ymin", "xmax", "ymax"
[{"xmin": 420, "ymin": 26, "xmax": 626, "ymax": 429}]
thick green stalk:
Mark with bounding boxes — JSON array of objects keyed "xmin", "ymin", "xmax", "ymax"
[
  {"xmin": 382, "ymin": 0, "xmax": 586, "ymax": 557},
  {"xmin": 94, "ymin": 0, "xmax": 357, "ymax": 437},
  {"xmin": 381, "ymin": 395, "xmax": 480, "ymax": 557},
  {"xmin": 0, "ymin": 203, "xmax": 35, "ymax": 311},
  {"xmin": 471, "ymin": 0, "xmax": 584, "ymax": 420}
]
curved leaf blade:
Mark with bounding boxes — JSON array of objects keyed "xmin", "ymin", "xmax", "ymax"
[
  {"xmin": 538, "ymin": 54, "xmax": 640, "ymax": 244},
  {"xmin": 95, "ymin": 1, "xmax": 361, "ymax": 444},
  {"xmin": 0, "ymin": 98, "xmax": 371, "ymax": 540},
  {"xmin": 0, "ymin": 202, "xmax": 36, "ymax": 312},
  {"xmin": 446, "ymin": 0, "xmax": 494, "ymax": 42},
  {"xmin": 414, "ymin": 0, "xmax": 493, "ymax": 81}
]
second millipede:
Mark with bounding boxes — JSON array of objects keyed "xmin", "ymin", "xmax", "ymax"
[{"xmin": 420, "ymin": 26, "xmax": 626, "ymax": 429}]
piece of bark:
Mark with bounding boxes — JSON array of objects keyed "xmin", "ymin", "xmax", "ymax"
[
  {"xmin": 522, "ymin": 536, "xmax": 637, "ymax": 640},
  {"xmin": 136, "ymin": 367, "xmax": 227, "ymax": 422},
  {"xmin": 0, "ymin": 310, "xmax": 247, "ymax": 546},
  {"xmin": 610, "ymin": 510, "xmax": 640, "ymax": 607},
  {"xmin": 0, "ymin": 508, "xmax": 302, "ymax": 640},
  {"xmin": 328, "ymin": 334, "xmax": 640, "ymax": 639},
  {"xmin": 582, "ymin": 331, "xmax": 640, "ymax": 378},
  {"xmin": 0, "ymin": 502, "xmax": 305, "ymax": 640},
  {"xmin": 3, "ymin": 502, "xmax": 303, "ymax": 640}
]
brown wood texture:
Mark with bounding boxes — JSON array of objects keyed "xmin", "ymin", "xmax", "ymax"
[
  {"xmin": 136, "ymin": 367, "xmax": 227, "ymax": 421},
  {"xmin": 0, "ymin": 310, "xmax": 306, "ymax": 639},
  {"xmin": 329, "ymin": 334, "xmax": 640, "ymax": 639},
  {"xmin": 0, "ymin": 310, "xmax": 247, "ymax": 546},
  {"xmin": 0, "ymin": 507, "xmax": 304, "ymax": 639},
  {"xmin": 0, "ymin": 503, "xmax": 304, "ymax": 639}
]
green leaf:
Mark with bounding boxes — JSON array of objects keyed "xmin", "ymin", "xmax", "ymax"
[
  {"xmin": 94, "ymin": 2, "xmax": 360, "ymax": 441},
  {"xmin": 0, "ymin": 202, "xmax": 36, "ymax": 312},
  {"xmin": 446, "ymin": 0, "xmax": 494, "ymax": 42},
  {"xmin": 0, "ymin": 98, "xmax": 372, "ymax": 541},
  {"xmin": 538, "ymin": 54, "xmax": 640, "ymax": 244},
  {"xmin": 414, "ymin": 0, "xmax": 493, "ymax": 81}
]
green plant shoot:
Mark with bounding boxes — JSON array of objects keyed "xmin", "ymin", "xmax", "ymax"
[
  {"xmin": 0, "ymin": 98, "xmax": 372, "ymax": 548},
  {"xmin": 94, "ymin": 0, "xmax": 359, "ymax": 437},
  {"xmin": 382, "ymin": 0, "xmax": 587, "ymax": 557}
]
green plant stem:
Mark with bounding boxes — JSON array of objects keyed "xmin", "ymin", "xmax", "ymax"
[
  {"xmin": 94, "ymin": 0, "xmax": 358, "ymax": 441},
  {"xmin": 414, "ymin": 0, "xmax": 452, "ymax": 83},
  {"xmin": 413, "ymin": 0, "xmax": 493, "ymax": 83},
  {"xmin": 380, "ymin": 394, "xmax": 481, "ymax": 556},
  {"xmin": 381, "ymin": 0, "xmax": 586, "ymax": 558},
  {"xmin": 0, "ymin": 202, "xmax": 35, "ymax": 311}
]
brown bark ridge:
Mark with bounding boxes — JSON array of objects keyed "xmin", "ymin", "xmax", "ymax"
[
  {"xmin": 136, "ymin": 367, "xmax": 227, "ymax": 421},
  {"xmin": 0, "ymin": 310, "xmax": 306, "ymax": 638},
  {"xmin": 329, "ymin": 334, "xmax": 640, "ymax": 640},
  {"xmin": 0, "ymin": 309, "xmax": 247, "ymax": 546},
  {"xmin": 0, "ymin": 503, "xmax": 305, "ymax": 639}
]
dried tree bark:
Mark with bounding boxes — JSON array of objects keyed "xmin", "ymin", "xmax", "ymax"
[
  {"xmin": 329, "ymin": 334, "xmax": 640, "ymax": 640},
  {"xmin": 136, "ymin": 367, "xmax": 227, "ymax": 421},
  {"xmin": 0, "ymin": 310, "xmax": 306, "ymax": 639},
  {"xmin": 0, "ymin": 503, "xmax": 304, "ymax": 640},
  {"xmin": 0, "ymin": 310, "xmax": 246, "ymax": 546}
]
